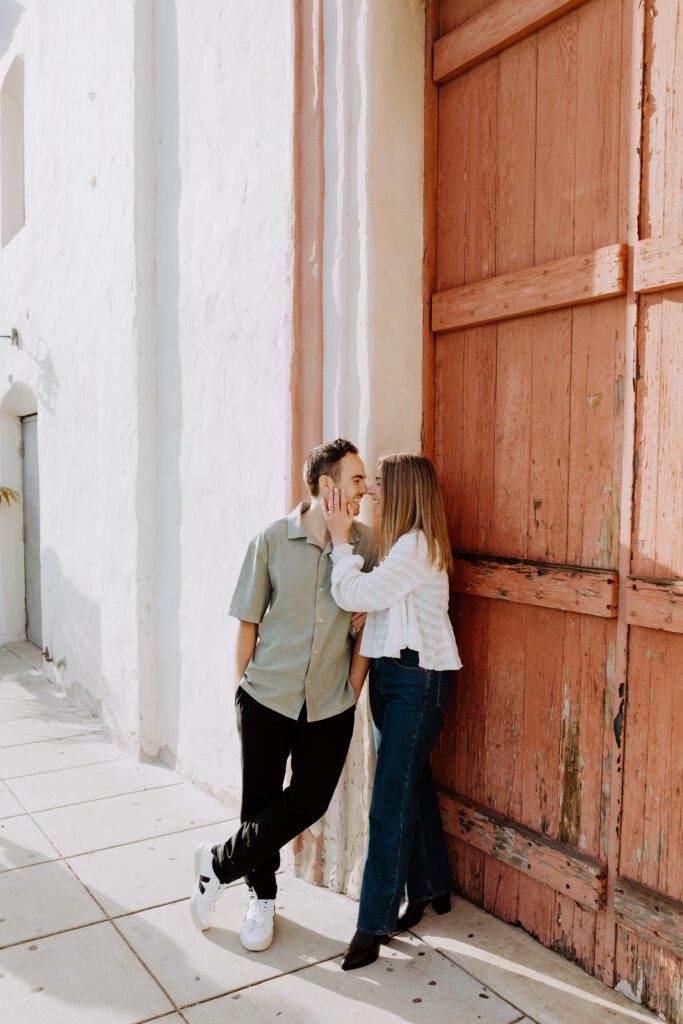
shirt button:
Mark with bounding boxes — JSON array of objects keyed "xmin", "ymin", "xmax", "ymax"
[
  {"xmin": 313, "ymin": 649, "xmax": 318, "ymax": 654},
  {"xmin": 317, "ymin": 618, "xmax": 322, "ymax": 623}
]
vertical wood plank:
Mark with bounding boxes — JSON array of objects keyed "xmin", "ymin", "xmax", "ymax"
[
  {"xmin": 654, "ymin": 289, "xmax": 683, "ymax": 577},
  {"xmin": 517, "ymin": 12, "xmax": 579, "ymax": 947},
  {"xmin": 458, "ymin": 53, "xmax": 498, "ymax": 552},
  {"xmin": 594, "ymin": 0, "xmax": 643, "ymax": 986},
  {"xmin": 558, "ymin": 0, "xmax": 625, "ymax": 969},
  {"xmin": 620, "ymin": 627, "xmax": 652, "ymax": 883},
  {"xmin": 457, "ymin": 28, "xmax": 498, "ymax": 905},
  {"xmin": 492, "ymin": 32, "xmax": 536, "ymax": 559},
  {"xmin": 434, "ymin": 67, "xmax": 468, "ymax": 551},
  {"xmin": 631, "ymin": 296, "xmax": 660, "ymax": 577},
  {"xmin": 569, "ymin": 0, "xmax": 623, "ymax": 569},
  {"xmin": 482, "ymin": 28, "xmax": 538, "ymax": 924},
  {"xmin": 482, "ymin": 603, "xmax": 526, "ymax": 920}
]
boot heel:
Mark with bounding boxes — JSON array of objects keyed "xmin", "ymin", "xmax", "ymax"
[{"xmin": 432, "ymin": 892, "xmax": 451, "ymax": 916}]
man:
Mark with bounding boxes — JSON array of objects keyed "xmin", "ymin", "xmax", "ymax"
[{"xmin": 190, "ymin": 438, "xmax": 377, "ymax": 951}]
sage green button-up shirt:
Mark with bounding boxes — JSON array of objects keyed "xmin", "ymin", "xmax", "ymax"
[{"xmin": 229, "ymin": 502, "xmax": 378, "ymax": 722}]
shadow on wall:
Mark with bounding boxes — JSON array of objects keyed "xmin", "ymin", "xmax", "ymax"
[
  {"xmin": 20, "ymin": 336, "xmax": 60, "ymax": 415},
  {"xmin": 151, "ymin": 0, "xmax": 183, "ymax": 765},
  {"xmin": 39, "ymin": 546, "xmax": 104, "ymax": 730},
  {"xmin": 0, "ymin": 1, "xmax": 24, "ymax": 59}
]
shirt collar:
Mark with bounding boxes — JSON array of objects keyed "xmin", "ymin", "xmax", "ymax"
[
  {"xmin": 286, "ymin": 501, "xmax": 361, "ymax": 544},
  {"xmin": 286, "ymin": 502, "xmax": 309, "ymax": 539}
]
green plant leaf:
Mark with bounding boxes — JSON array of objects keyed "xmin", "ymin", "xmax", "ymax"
[{"xmin": 0, "ymin": 487, "xmax": 20, "ymax": 506}]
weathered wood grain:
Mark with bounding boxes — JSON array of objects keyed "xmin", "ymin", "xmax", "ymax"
[
  {"xmin": 451, "ymin": 554, "xmax": 618, "ymax": 617},
  {"xmin": 438, "ymin": 789, "xmax": 607, "ymax": 911},
  {"xmin": 625, "ymin": 576, "xmax": 683, "ymax": 633},
  {"xmin": 432, "ymin": 244, "xmax": 627, "ymax": 333},
  {"xmin": 434, "ymin": 0, "xmax": 588, "ymax": 83},
  {"xmin": 480, "ymin": 31, "xmax": 538, "ymax": 924},
  {"xmin": 614, "ymin": 877, "xmax": 683, "ymax": 959},
  {"xmin": 634, "ymin": 233, "xmax": 683, "ymax": 294},
  {"xmin": 428, "ymin": 0, "xmax": 683, "ymax": 1013}
]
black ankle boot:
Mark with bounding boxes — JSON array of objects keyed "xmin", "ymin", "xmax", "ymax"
[
  {"xmin": 395, "ymin": 892, "xmax": 452, "ymax": 931},
  {"xmin": 341, "ymin": 929, "xmax": 390, "ymax": 971}
]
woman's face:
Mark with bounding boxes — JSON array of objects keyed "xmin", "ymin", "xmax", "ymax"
[{"xmin": 366, "ymin": 470, "xmax": 382, "ymax": 518}]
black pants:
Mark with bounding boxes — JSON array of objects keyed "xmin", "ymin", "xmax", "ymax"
[{"xmin": 212, "ymin": 686, "xmax": 356, "ymax": 898}]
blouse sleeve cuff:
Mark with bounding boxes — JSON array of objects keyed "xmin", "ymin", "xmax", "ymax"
[{"xmin": 330, "ymin": 542, "xmax": 355, "ymax": 565}]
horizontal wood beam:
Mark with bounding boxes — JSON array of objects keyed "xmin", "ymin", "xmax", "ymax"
[
  {"xmin": 625, "ymin": 575, "xmax": 683, "ymax": 634},
  {"xmin": 451, "ymin": 553, "xmax": 618, "ymax": 618},
  {"xmin": 633, "ymin": 233, "xmax": 683, "ymax": 294},
  {"xmin": 434, "ymin": 0, "xmax": 589, "ymax": 84},
  {"xmin": 614, "ymin": 876, "xmax": 683, "ymax": 959},
  {"xmin": 432, "ymin": 245, "xmax": 627, "ymax": 333},
  {"xmin": 438, "ymin": 789, "xmax": 606, "ymax": 911}
]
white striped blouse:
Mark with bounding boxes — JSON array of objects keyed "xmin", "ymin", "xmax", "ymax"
[{"xmin": 330, "ymin": 530, "xmax": 462, "ymax": 671}]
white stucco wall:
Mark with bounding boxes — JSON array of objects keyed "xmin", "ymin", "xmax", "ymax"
[
  {"xmin": 149, "ymin": 0, "xmax": 292, "ymax": 802},
  {"xmin": 0, "ymin": 1, "xmax": 147, "ymax": 747},
  {"xmin": 0, "ymin": 1, "xmax": 293, "ymax": 809}
]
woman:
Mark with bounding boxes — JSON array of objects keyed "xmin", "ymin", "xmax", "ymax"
[{"xmin": 322, "ymin": 452, "xmax": 462, "ymax": 971}]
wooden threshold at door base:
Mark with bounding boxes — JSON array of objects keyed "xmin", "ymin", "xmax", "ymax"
[
  {"xmin": 451, "ymin": 553, "xmax": 618, "ymax": 618},
  {"xmin": 438, "ymin": 789, "xmax": 606, "ymax": 912},
  {"xmin": 433, "ymin": 0, "xmax": 589, "ymax": 84},
  {"xmin": 614, "ymin": 877, "xmax": 683, "ymax": 959}
]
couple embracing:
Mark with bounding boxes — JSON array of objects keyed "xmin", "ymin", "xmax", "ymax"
[{"xmin": 190, "ymin": 439, "xmax": 462, "ymax": 971}]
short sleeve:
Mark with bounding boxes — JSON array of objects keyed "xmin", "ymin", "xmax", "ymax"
[{"xmin": 228, "ymin": 532, "xmax": 272, "ymax": 623}]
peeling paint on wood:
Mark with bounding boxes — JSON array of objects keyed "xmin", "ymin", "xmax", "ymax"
[
  {"xmin": 633, "ymin": 232, "xmax": 683, "ymax": 293},
  {"xmin": 625, "ymin": 575, "xmax": 683, "ymax": 634},
  {"xmin": 451, "ymin": 553, "xmax": 618, "ymax": 617},
  {"xmin": 614, "ymin": 877, "xmax": 683, "ymax": 959},
  {"xmin": 559, "ymin": 711, "xmax": 582, "ymax": 847},
  {"xmin": 438, "ymin": 788, "xmax": 606, "ymax": 911}
]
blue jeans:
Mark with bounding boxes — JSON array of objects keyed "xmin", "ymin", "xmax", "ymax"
[{"xmin": 357, "ymin": 648, "xmax": 453, "ymax": 934}]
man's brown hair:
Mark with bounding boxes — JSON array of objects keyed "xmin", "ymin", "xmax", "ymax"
[{"xmin": 304, "ymin": 438, "xmax": 358, "ymax": 497}]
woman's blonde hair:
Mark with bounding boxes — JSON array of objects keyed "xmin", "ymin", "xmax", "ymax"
[{"xmin": 377, "ymin": 453, "xmax": 453, "ymax": 573}]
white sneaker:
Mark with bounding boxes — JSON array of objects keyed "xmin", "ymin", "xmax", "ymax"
[
  {"xmin": 190, "ymin": 842, "xmax": 226, "ymax": 930},
  {"xmin": 239, "ymin": 888, "xmax": 275, "ymax": 951}
]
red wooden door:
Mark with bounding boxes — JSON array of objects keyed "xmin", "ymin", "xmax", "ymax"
[{"xmin": 425, "ymin": 1, "xmax": 682, "ymax": 1018}]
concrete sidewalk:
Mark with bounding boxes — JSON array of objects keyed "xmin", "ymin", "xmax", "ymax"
[{"xmin": 0, "ymin": 642, "xmax": 659, "ymax": 1024}]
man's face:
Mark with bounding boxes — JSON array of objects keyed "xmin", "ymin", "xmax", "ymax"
[{"xmin": 321, "ymin": 452, "xmax": 367, "ymax": 516}]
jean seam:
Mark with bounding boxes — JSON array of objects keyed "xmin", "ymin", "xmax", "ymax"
[{"xmin": 377, "ymin": 688, "xmax": 428, "ymax": 934}]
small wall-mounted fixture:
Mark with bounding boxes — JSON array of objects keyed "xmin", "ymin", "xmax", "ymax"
[{"xmin": 0, "ymin": 328, "xmax": 19, "ymax": 346}]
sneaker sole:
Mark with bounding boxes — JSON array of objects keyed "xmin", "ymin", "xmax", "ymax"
[
  {"xmin": 190, "ymin": 842, "xmax": 212, "ymax": 931},
  {"xmin": 240, "ymin": 927, "xmax": 275, "ymax": 952}
]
